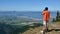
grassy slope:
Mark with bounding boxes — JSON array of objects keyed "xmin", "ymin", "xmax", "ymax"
[{"xmin": 22, "ymin": 22, "xmax": 60, "ymax": 34}]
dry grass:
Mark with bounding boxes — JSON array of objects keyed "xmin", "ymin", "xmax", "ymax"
[{"xmin": 21, "ymin": 22, "xmax": 60, "ymax": 34}]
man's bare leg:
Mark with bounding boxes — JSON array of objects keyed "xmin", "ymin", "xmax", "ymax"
[{"xmin": 43, "ymin": 21, "xmax": 48, "ymax": 32}]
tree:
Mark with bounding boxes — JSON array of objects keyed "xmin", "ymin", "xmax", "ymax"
[
  {"xmin": 52, "ymin": 11, "xmax": 60, "ymax": 22},
  {"xmin": 52, "ymin": 18, "xmax": 56, "ymax": 22},
  {"xmin": 56, "ymin": 11, "xmax": 60, "ymax": 21}
]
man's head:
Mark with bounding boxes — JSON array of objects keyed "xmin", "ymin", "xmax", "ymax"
[{"xmin": 45, "ymin": 7, "xmax": 48, "ymax": 10}]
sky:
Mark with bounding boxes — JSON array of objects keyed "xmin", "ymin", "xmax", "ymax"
[{"xmin": 0, "ymin": 0, "xmax": 60, "ymax": 11}]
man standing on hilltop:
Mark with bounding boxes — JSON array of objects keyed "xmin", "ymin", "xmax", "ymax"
[{"xmin": 41, "ymin": 7, "xmax": 50, "ymax": 33}]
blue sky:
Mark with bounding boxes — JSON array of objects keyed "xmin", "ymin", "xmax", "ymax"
[{"xmin": 0, "ymin": 0, "xmax": 60, "ymax": 11}]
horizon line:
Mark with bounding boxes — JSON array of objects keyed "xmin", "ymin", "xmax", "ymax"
[{"xmin": 0, "ymin": 10, "xmax": 59, "ymax": 12}]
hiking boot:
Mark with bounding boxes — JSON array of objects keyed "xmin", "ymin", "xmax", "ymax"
[{"xmin": 43, "ymin": 29, "xmax": 49, "ymax": 32}]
